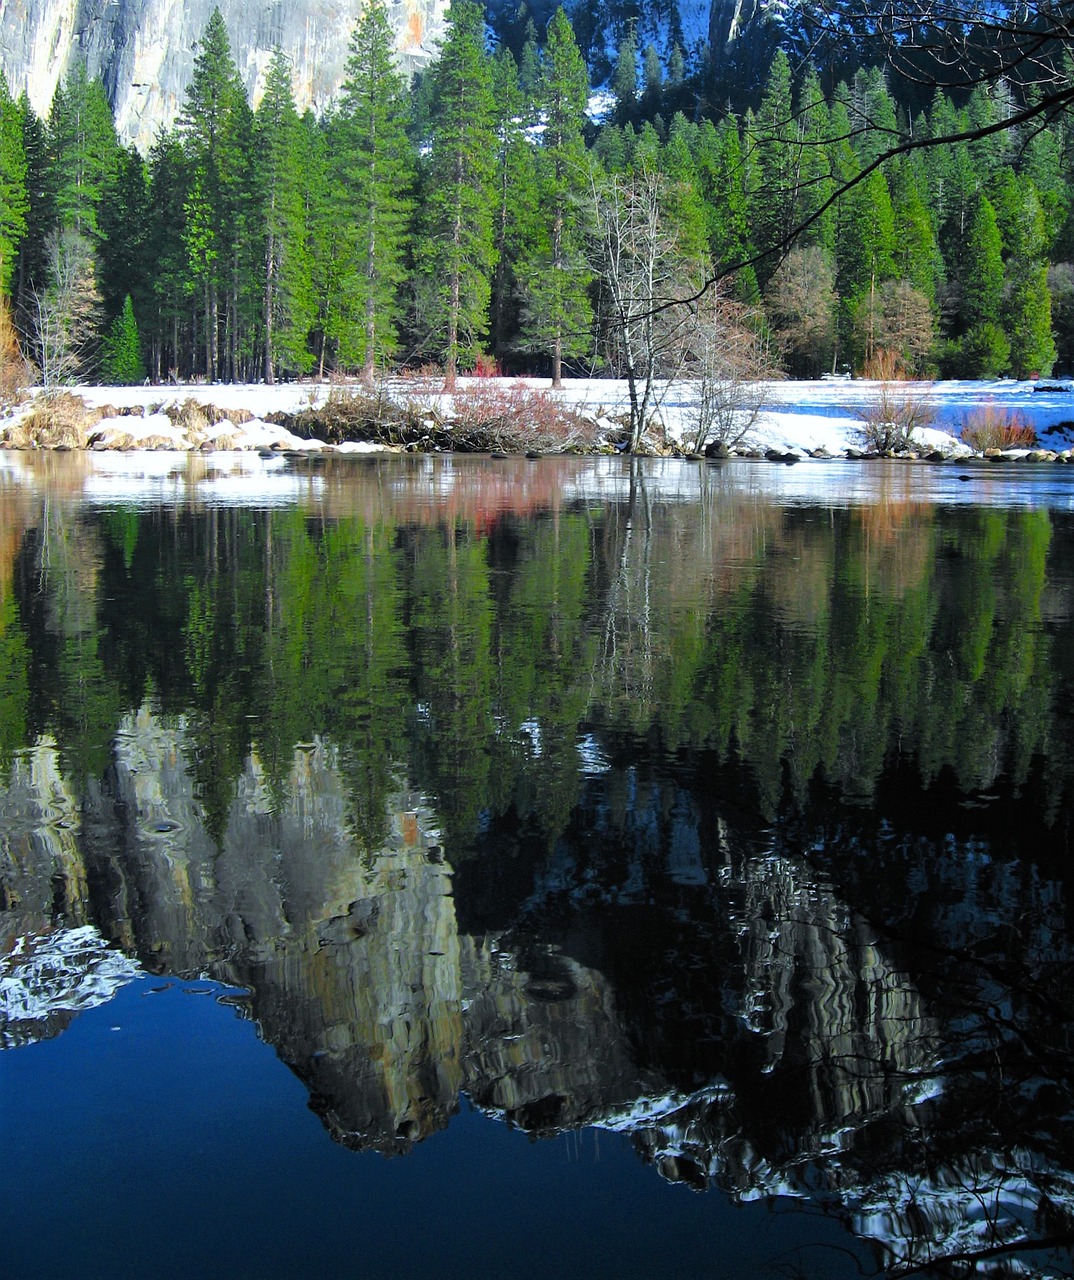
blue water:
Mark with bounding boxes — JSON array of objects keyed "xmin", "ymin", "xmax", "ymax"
[{"xmin": 0, "ymin": 978, "xmax": 863, "ymax": 1280}]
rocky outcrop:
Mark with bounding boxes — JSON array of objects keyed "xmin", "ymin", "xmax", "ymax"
[{"xmin": 0, "ymin": 0, "xmax": 448, "ymax": 151}]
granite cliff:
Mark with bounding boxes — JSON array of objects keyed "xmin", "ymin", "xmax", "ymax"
[{"xmin": 0, "ymin": 0, "xmax": 448, "ymax": 150}]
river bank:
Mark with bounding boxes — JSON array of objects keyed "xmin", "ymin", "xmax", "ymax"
[{"xmin": 1, "ymin": 376, "xmax": 1073, "ymax": 460}]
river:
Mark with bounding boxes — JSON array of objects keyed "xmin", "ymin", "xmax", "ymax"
[{"xmin": 1, "ymin": 452, "xmax": 1072, "ymax": 1278}]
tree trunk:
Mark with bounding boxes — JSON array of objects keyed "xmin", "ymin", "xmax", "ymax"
[{"xmin": 264, "ymin": 228, "xmax": 276, "ymax": 386}]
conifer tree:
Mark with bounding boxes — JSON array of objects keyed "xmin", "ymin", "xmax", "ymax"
[
  {"xmin": 750, "ymin": 50, "xmax": 801, "ymax": 286},
  {"xmin": 98, "ymin": 146, "xmax": 150, "ymax": 323},
  {"xmin": 518, "ymin": 18, "xmax": 542, "ymax": 99},
  {"xmin": 101, "ymin": 293, "xmax": 145, "ymax": 383},
  {"xmin": 848, "ymin": 66, "xmax": 897, "ymax": 171},
  {"xmin": 301, "ymin": 112, "xmax": 345, "ymax": 378},
  {"xmin": 420, "ymin": 0, "xmax": 497, "ymax": 381},
  {"xmin": 612, "ymin": 28, "xmax": 637, "ymax": 127},
  {"xmin": 488, "ymin": 47, "xmax": 538, "ymax": 361},
  {"xmin": 890, "ymin": 158, "xmax": 943, "ymax": 304},
  {"xmin": 835, "ymin": 168, "xmax": 896, "ymax": 365},
  {"xmin": 795, "ymin": 66, "xmax": 835, "ymax": 254},
  {"xmin": 956, "ymin": 192, "xmax": 1009, "ymax": 376},
  {"xmin": 697, "ymin": 117, "xmax": 755, "ymax": 297},
  {"xmin": 337, "ymin": 0, "xmax": 413, "ymax": 381},
  {"xmin": 15, "ymin": 94, "xmax": 53, "ymax": 333},
  {"xmin": 997, "ymin": 179, "xmax": 1056, "ymax": 377},
  {"xmin": 255, "ymin": 49, "xmax": 314, "ymax": 381},
  {"xmin": 0, "ymin": 74, "xmax": 28, "ymax": 299},
  {"xmin": 517, "ymin": 7, "xmax": 594, "ymax": 384},
  {"xmin": 641, "ymin": 43, "xmax": 662, "ymax": 118},
  {"xmin": 180, "ymin": 9, "xmax": 251, "ymax": 380},
  {"xmin": 47, "ymin": 64, "xmax": 121, "ymax": 241},
  {"xmin": 145, "ymin": 131, "xmax": 191, "ymax": 378}
]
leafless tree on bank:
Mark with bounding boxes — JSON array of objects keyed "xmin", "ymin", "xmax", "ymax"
[{"xmin": 32, "ymin": 229, "xmax": 102, "ymax": 390}]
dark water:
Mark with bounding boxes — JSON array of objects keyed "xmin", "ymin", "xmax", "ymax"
[{"xmin": 1, "ymin": 452, "xmax": 1073, "ymax": 1279}]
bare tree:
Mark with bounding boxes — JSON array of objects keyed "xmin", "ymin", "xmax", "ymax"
[
  {"xmin": 858, "ymin": 280, "xmax": 935, "ymax": 376},
  {"xmin": 791, "ymin": 0, "xmax": 1074, "ymax": 102},
  {"xmin": 589, "ymin": 169, "xmax": 700, "ymax": 451},
  {"xmin": 32, "ymin": 229, "xmax": 102, "ymax": 389},
  {"xmin": 765, "ymin": 246, "xmax": 838, "ymax": 377},
  {"xmin": 684, "ymin": 291, "xmax": 776, "ymax": 454}
]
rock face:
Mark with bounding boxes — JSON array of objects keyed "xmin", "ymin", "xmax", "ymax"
[{"xmin": 0, "ymin": 0, "xmax": 448, "ymax": 151}]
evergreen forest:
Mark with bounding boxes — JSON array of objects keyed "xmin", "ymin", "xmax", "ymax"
[{"xmin": 1, "ymin": 0, "xmax": 1072, "ymax": 388}]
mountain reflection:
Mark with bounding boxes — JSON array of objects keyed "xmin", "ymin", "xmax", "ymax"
[{"xmin": 1, "ymin": 455, "xmax": 1073, "ymax": 1277}]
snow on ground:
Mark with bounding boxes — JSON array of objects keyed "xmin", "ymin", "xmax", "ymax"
[{"xmin": 3, "ymin": 375, "xmax": 1074, "ymax": 457}]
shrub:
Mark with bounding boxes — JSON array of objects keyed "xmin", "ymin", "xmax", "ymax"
[
  {"xmin": 959, "ymin": 322, "xmax": 1011, "ymax": 378},
  {"xmin": 270, "ymin": 377, "xmax": 601, "ymax": 453},
  {"xmin": 960, "ymin": 402, "xmax": 1037, "ymax": 451},
  {"xmin": 856, "ymin": 349, "xmax": 935, "ymax": 452},
  {"xmin": 446, "ymin": 379, "xmax": 600, "ymax": 452}
]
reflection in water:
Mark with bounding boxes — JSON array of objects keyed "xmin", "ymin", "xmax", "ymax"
[{"xmin": 0, "ymin": 455, "xmax": 1073, "ymax": 1277}]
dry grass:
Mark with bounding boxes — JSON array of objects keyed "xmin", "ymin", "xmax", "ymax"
[
  {"xmin": 165, "ymin": 399, "xmax": 254, "ymax": 435},
  {"xmin": 960, "ymin": 402, "xmax": 1037, "ymax": 451},
  {"xmin": 0, "ymin": 299, "xmax": 32, "ymax": 408},
  {"xmin": 6, "ymin": 392, "xmax": 101, "ymax": 449}
]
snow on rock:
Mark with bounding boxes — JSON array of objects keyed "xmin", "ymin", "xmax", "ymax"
[{"xmin": 91, "ymin": 412, "xmax": 190, "ymax": 449}]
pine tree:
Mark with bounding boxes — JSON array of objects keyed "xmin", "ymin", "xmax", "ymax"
[
  {"xmin": 15, "ymin": 94, "xmax": 53, "ymax": 335},
  {"xmin": 518, "ymin": 18, "xmax": 542, "ymax": 100},
  {"xmin": 337, "ymin": 0, "xmax": 413, "ymax": 381},
  {"xmin": 835, "ymin": 168, "xmax": 896, "ymax": 366},
  {"xmin": 961, "ymin": 192, "xmax": 1004, "ymax": 330},
  {"xmin": 98, "ymin": 146, "xmax": 150, "ymax": 322},
  {"xmin": 612, "ymin": 27, "xmax": 637, "ymax": 127},
  {"xmin": 46, "ymin": 64, "xmax": 121, "ymax": 241},
  {"xmin": 0, "ymin": 73, "xmax": 28, "ymax": 300},
  {"xmin": 998, "ymin": 179, "xmax": 1056, "ymax": 377},
  {"xmin": 848, "ymin": 66, "xmax": 898, "ymax": 171},
  {"xmin": 795, "ymin": 65, "xmax": 835, "ymax": 254},
  {"xmin": 488, "ymin": 47, "xmax": 538, "ymax": 362},
  {"xmin": 301, "ymin": 112, "xmax": 344, "ymax": 378},
  {"xmin": 890, "ymin": 158, "xmax": 943, "ymax": 304},
  {"xmin": 517, "ymin": 7, "xmax": 594, "ymax": 385},
  {"xmin": 101, "ymin": 293, "xmax": 145, "ymax": 383},
  {"xmin": 641, "ymin": 43, "xmax": 662, "ymax": 118},
  {"xmin": 255, "ymin": 49, "xmax": 314, "ymax": 381},
  {"xmin": 956, "ymin": 192, "xmax": 1009, "ymax": 376},
  {"xmin": 420, "ymin": 0, "xmax": 497, "ymax": 381},
  {"xmin": 697, "ymin": 117, "xmax": 754, "ymax": 296},
  {"xmin": 750, "ymin": 50, "xmax": 800, "ymax": 286},
  {"xmin": 145, "ymin": 130, "xmax": 191, "ymax": 379},
  {"xmin": 179, "ymin": 9, "xmax": 251, "ymax": 380}
]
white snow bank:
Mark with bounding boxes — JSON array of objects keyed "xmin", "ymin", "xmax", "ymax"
[{"xmin": 4, "ymin": 375, "xmax": 1074, "ymax": 458}]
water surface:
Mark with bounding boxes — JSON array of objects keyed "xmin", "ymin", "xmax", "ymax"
[{"xmin": 1, "ymin": 454, "xmax": 1072, "ymax": 1278}]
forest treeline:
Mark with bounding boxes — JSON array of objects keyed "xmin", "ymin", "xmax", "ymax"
[{"xmin": 0, "ymin": 0, "xmax": 1072, "ymax": 388}]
